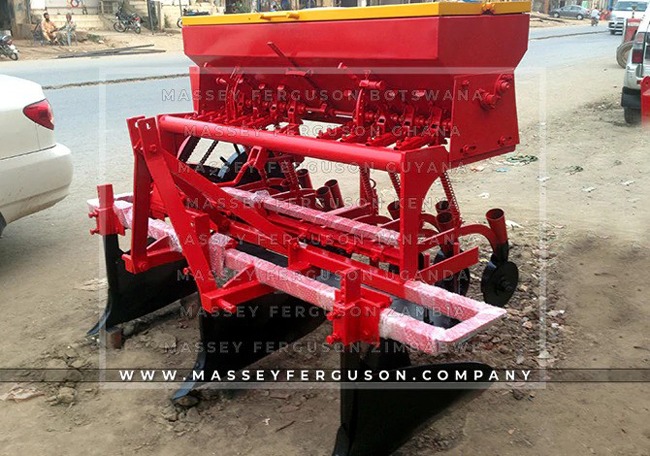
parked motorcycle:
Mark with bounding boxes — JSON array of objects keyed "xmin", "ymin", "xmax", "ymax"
[
  {"xmin": 114, "ymin": 4, "xmax": 142, "ymax": 34},
  {"xmin": 0, "ymin": 34, "xmax": 19, "ymax": 61},
  {"xmin": 176, "ymin": 8, "xmax": 210, "ymax": 28}
]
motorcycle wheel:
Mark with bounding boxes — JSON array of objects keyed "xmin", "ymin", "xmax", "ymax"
[
  {"xmin": 134, "ymin": 25, "xmax": 141, "ymax": 34},
  {"xmin": 9, "ymin": 52, "xmax": 18, "ymax": 61},
  {"xmin": 113, "ymin": 21, "xmax": 126, "ymax": 32}
]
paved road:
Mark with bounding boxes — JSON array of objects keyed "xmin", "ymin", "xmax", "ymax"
[{"xmin": 0, "ymin": 52, "xmax": 192, "ymax": 88}]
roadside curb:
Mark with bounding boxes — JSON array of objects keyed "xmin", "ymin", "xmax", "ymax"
[
  {"xmin": 530, "ymin": 29, "xmax": 607, "ymax": 41},
  {"xmin": 43, "ymin": 73, "xmax": 187, "ymax": 90}
]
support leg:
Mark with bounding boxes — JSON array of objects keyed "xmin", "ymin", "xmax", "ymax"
[
  {"xmin": 172, "ymin": 294, "xmax": 326, "ymax": 405},
  {"xmin": 88, "ymin": 234, "xmax": 197, "ymax": 335},
  {"xmin": 333, "ymin": 340, "xmax": 494, "ymax": 456}
]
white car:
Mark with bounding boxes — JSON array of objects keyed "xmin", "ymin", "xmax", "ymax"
[
  {"xmin": 0, "ymin": 75, "xmax": 73, "ymax": 235},
  {"xmin": 609, "ymin": 0, "xmax": 649, "ymax": 34}
]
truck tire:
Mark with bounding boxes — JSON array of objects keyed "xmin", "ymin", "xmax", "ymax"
[
  {"xmin": 624, "ymin": 107, "xmax": 641, "ymax": 125},
  {"xmin": 617, "ymin": 41, "xmax": 633, "ymax": 68}
]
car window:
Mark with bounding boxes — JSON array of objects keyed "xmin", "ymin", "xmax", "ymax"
[{"xmin": 613, "ymin": 1, "xmax": 649, "ymax": 12}]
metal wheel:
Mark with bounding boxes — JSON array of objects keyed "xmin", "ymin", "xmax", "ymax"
[
  {"xmin": 577, "ymin": 14, "xmax": 584, "ymax": 20},
  {"xmin": 177, "ymin": 137, "xmax": 285, "ymax": 185},
  {"xmin": 481, "ymin": 260, "xmax": 518, "ymax": 307},
  {"xmin": 553, "ymin": 12, "xmax": 560, "ymax": 18},
  {"xmin": 113, "ymin": 21, "xmax": 126, "ymax": 32},
  {"xmin": 434, "ymin": 251, "xmax": 470, "ymax": 296}
]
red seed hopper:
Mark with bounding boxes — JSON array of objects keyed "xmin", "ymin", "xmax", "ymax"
[{"xmin": 88, "ymin": 2, "xmax": 530, "ymax": 455}]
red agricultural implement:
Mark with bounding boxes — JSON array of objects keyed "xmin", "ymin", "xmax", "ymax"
[{"xmin": 88, "ymin": 2, "xmax": 530, "ymax": 454}]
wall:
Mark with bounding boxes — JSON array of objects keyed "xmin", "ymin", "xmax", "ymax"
[
  {"xmin": 31, "ymin": 0, "xmax": 99, "ymax": 8},
  {"xmin": 5, "ymin": 0, "xmax": 31, "ymax": 37},
  {"xmin": 31, "ymin": 0, "xmax": 100, "ymax": 15}
]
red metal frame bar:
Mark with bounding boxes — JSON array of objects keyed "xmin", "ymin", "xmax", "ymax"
[
  {"xmin": 88, "ymin": 195, "xmax": 507, "ymax": 354},
  {"xmin": 90, "ymin": 103, "xmax": 517, "ymax": 347}
]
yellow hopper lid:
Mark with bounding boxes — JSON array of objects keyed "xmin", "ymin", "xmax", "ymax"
[{"xmin": 183, "ymin": 1, "xmax": 531, "ymax": 26}]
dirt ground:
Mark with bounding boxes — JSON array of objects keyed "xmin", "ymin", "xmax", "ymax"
[
  {"xmin": 1, "ymin": 42, "xmax": 649, "ymax": 456},
  {"xmin": 10, "ymin": 31, "xmax": 183, "ymax": 62}
]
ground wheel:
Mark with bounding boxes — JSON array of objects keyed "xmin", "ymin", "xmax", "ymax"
[
  {"xmin": 177, "ymin": 137, "xmax": 285, "ymax": 185},
  {"xmin": 481, "ymin": 260, "xmax": 519, "ymax": 307},
  {"xmin": 433, "ymin": 251, "xmax": 470, "ymax": 296}
]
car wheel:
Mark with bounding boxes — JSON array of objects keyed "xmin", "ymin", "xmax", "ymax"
[
  {"xmin": 577, "ymin": 14, "xmax": 584, "ymax": 20},
  {"xmin": 624, "ymin": 107, "xmax": 642, "ymax": 125},
  {"xmin": 617, "ymin": 41, "xmax": 633, "ymax": 68},
  {"xmin": 553, "ymin": 12, "xmax": 560, "ymax": 18}
]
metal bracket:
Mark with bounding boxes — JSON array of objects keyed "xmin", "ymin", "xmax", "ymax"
[
  {"xmin": 89, "ymin": 184, "xmax": 125, "ymax": 236},
  {"xmin": 328, "ymin": 268, "xmax": 391, "ymax": 346}
]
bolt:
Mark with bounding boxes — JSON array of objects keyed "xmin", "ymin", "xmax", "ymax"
[{"xmin": 326, "ymin": 333, "xmax": 341, "ymax": 344}]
